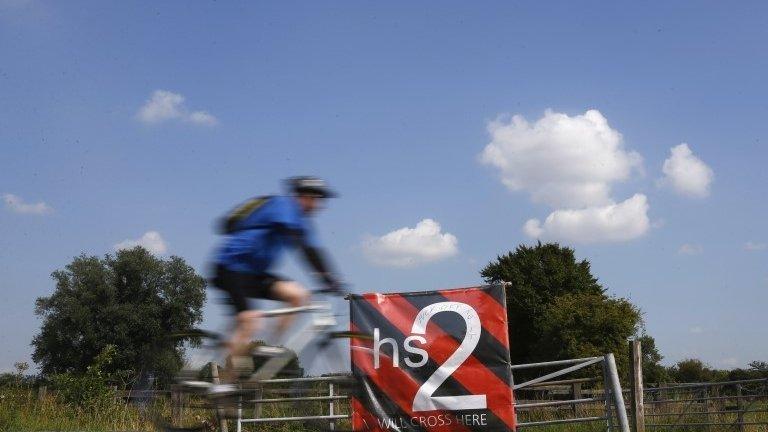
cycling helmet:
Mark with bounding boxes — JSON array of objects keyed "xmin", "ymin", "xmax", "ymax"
[{"xmin": 285, "ymin": 176, "xmax": 338, "ymax": 198}]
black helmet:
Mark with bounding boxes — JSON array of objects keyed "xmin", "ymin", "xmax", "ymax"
[{"xmin": 285, "ymin": 176, "xmax": 338, "ymax": 198}]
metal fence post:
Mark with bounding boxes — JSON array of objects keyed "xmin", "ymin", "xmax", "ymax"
[
  {"xmin": 629, "ymin": 340, "xmax": 645, "ymax": 432},
  {"xmin": 211, "ymin": 362, "xmax": 229, "ymax": 432},
  {"xmin": 510, "ymin": 370, "xmax": 517, "ymax": 432},
  {"xmin": 237, "ymin": 392, "xmax": 243, "ymax": 432},
  {"xmin": 605, "ymin": 353, "xmax": 631, "ymax": 432},
  {"xmin": 329, "ymin": 381, "xmax": 336, "ymax": 431},
  {"xmin": 602, "ymin": 358, "xmax": 615, "ymax": 431}
]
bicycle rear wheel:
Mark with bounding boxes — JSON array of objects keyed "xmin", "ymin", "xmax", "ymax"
[
  {"xmin": 284, "ymin": 331, "xmax": 372, "ymax": 432},
  {"xmin": 146, "ymin": 329, "xmax": 231, "ymax": 431}
]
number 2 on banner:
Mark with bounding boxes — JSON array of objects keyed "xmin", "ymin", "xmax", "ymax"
[{"xmin": 411, "ymin": 302, "xmax": 487, "ymax": 411}]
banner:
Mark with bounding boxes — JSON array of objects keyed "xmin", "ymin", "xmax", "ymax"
[{"xmin": 349, "ymin": 285, "xmax": 516, "ymax": 432}]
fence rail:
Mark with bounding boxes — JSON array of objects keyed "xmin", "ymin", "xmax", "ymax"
[
  {"xmin": 625, "ymin": 340, "xmax": 768, "ymax": 431},
  {"xmin": 233, "ymin": 354, "xmax": 632, "ymax": 432},
  {"xmin": 640, "ymin": 379, "xmax": 768, "ymax": 431},
  {"xmin": 512, "ymin": 353, "xmax": 630, "ymax": 431},
  {"xmin": 236, "ymin": 375, "xmax": 351, "ymax": 432},
  {"xmin": 187, "ymin": 343, "xmax": 768, "ymax": 432}
]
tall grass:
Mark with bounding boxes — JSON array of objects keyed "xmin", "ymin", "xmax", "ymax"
[
  {"xmin": 0, "ymin": 387, "xmax": 155, "ymax": 431},
  {"xmin": 2, "ymin": 384, "xmax": 767, "ymax": 431}
]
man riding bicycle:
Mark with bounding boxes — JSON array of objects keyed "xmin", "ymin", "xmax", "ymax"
[{"xmin": 211, "ymin": 176, "xmax": 343, "ymax": 390}]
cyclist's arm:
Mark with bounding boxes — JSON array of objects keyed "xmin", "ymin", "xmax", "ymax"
[{"xmin": 282, "ymin": 227, "xmax": 339, "ymax": 289}]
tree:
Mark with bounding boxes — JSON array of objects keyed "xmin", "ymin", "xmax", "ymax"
[
  {"xmin": 536, "ymin": 292, "xmax": 640, "ymax": 374},
  {"xmin": 636, "ymin": 334, "xmax": 670, "ymax": 385},
  {"xmin": 749, "ymin": 361, "xmax": 768, "ymax": 373},
  {"xmin": 670, "ymin": 359, "xmax": 715, "ymax": 383},
  {"xmin": 32, "ymin": 247, "xmax": 206, "ymax": 384},
  {"xmin": 481, "ymin": 242, "xmax": 643, "ymax": 373}
]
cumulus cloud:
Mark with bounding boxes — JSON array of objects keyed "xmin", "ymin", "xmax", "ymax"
[
  {"xmin": 114, "ymin": 231, "xmax": 168, "ymax": 255},
  {"xmin": 660, "ymin": 143, "xmax": 714, "ymax": 198},
  {"xmin": 136, "ymin": 90, "xmax": 218, "ymax": 126},
  {"xmin": 363, "ymin": 219, "xmax": 458, "ymax": 268},
  {"xmin": 2, "ymin": 193, "xmax": 52, "ymax": 215},
  {"xmin": 744, "ymin": 241, "xmax": 767, "ymax": 252},
  {"xmin": 523, "ymin": 194, "xmax": 650, "ymax": 244},
  {"xmin": 678, "ymin": 244, "xmax": 703, "ymax": 255},
  {"xmin": 480, "ymin": 109, "xmax": 643, "ymax": 208}
]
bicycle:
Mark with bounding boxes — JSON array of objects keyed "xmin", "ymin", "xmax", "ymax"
[{"xmin": 148, "ymin": 292, "xmax": 372, "ymax": 432}]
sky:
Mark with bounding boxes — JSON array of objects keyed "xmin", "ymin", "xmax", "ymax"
[{"xmin": 1, "ymin": 1, "xmax": 767, "ymax": 373}]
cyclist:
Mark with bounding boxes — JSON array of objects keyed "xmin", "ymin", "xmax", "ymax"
[{"xmin": 211, "ymin": 176, "xmax": 343, "ymax": 388}]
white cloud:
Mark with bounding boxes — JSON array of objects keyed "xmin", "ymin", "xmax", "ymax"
[
  {"xmin": 678, "ymin": 244, "xmax": 703, "ymax": 255},
  {"xmin": 363, "ymin": 219, "xmax": 458, "ymax": 268},
  {"xmin": 523, "ymin": 194, "xmax": 650, "ymax": 244},
  {"xmin": 2, "ymin": 193, "xmax": 52, "ymax": 215},
  {"xmin": 136, "ymin": 90, "xmax": 218, "ymax": 126},
  {"xmin": 480, "ymin": 109, "xmax": 643, "ymax": 208},
  {"xmin": 689, "ymin": 326, "xmax": 704, "ymax": 334},
  {"xmin": 114, "ymin": 231, "xmax": 168, "ymax": 255},
  {"xmin": 660, "ymin": 143, "xmax": 714, "ymax": 198},
  {"xmin": 744, "ymin": 241, "xmax": 767, "ymax": 252},
  {"xmin": 187, "ymin": 110, "xmax": 218, "ymax": 126}
]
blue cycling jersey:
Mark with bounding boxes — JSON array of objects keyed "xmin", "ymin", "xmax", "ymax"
[{"xmin": 215, "ymin": 195, "xmax": 319, "ymax": 274}]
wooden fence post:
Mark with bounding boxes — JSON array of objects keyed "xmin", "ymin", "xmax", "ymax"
[
  {"xmin": 37, "ymin": 385, "xmax": 47, "ymax": 401},
  {"xmin": 254, "ymin": 385, "xmax": 263, "ymax": 419},
  {"xmin": 211, "ymin": 362, "xmax": 230, "ymax": 432},
  {"xmin": 171, "ymin": 384, "xmax": 181, "ymax": 424},
  {"xmin": 571, "ymin": 382, "xmax": 582, "ymax": 416},
  {"xmin": 736, "ymin": 384, "xmax": 745, "ymax": 432},
  {"xmin": 629, "ymin": 340, "xmax": 645, "ymax": 432},
  {"xmin": 703, "ymin": 386, "xmax": 711, "ymax": 432}
]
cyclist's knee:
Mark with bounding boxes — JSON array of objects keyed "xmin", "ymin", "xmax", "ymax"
[
  {"xmin": 274, "ymin": 281, "xmax": 309, "ymax": 306},
  {"xmin": 290, "ymin": 285, "xmax": 310, "ymax": 307},
  {"xmin": 237, "ymin": 310, "xmax": 261, "ymax": 329}
]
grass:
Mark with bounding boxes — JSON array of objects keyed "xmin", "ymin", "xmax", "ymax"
[
  {"xmin": 2, "ymin": 384, "xmax": 767, "ymax": 431},
  {"xmin": 0, "ymin": 387, "xmax": 155, "ymax": 431},
  {"xmin": 514, "ymin": 399, "xmax": 768, "ymax": 431}
]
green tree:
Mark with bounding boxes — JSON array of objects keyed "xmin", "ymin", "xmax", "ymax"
[
  {"xmin": 481, "ymin": 242, "xmax": 643, "ymax": 372},
  {"xmin": 536, "ymin": 292, "xmax": 640, "ymax": 374},
  {"xmin": 636, "ymin": 334, "xmax": 670, "ymax": 385},
  {"xmin": 32, "ymin": 247, "xmax": 206, "ymax": 383},
  {"xmin": 670, "ymin": 358, "xmax": 715, "ymax": 383},
  {"xmin": 749, "ymin": 361, "xmax": 768, "ymax": 374}
]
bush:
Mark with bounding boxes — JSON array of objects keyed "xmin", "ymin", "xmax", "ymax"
[
  {"xmin": 0, "ymin": 362, "xmax": 34, "ymax": 388},
  {"xmin": 50, "ymin": 346, "xmax": 118, "ymax": 409}
]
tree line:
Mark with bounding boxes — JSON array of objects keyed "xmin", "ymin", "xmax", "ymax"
[{"xmin": 4, "ymin": 242, "xmax": 764, "ymax": 398}]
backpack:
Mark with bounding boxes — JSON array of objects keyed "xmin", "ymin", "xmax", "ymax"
[{"xmin": 217, "ymin": 195, "xmax": 271, "ymax": 234}]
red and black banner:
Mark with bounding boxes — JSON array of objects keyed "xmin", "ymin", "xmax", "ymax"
[{"xmin": 349, "ymin": 285, "xmax": 516, "ymax": 432}]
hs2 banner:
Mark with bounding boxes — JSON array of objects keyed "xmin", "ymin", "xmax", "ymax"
[{"xmin": 349, "ymin": 285, "xmax": 516, "ymax": 432}]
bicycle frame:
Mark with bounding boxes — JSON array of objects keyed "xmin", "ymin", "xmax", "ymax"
[{"xmin": 248, "ymin": 301, "xmax": 338, "ymax": 381}]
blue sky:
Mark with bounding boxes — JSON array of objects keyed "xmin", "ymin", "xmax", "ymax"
[{"xmin": 1, "ymin": 1, "xmax": 767, "ymax": 372}]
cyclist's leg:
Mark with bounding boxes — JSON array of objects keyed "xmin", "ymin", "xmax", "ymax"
[
  {"xmin": 269, "ymin": 279, "xmax": 311, "ymax": 337},
  {"xmin": 213, "ymin": 265, "xmax": 263, "ymax": 382}
]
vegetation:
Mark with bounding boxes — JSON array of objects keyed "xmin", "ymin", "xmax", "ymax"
[
  {"xmin": 4, "ymin": 241, "xmax": 765, "ymax": 430},
  {"xmin": 32, "ymin": 247, "xmax": 206, "ymax": 384},
  {"xmin": 664, "ymin": 358, "xmax": 768, "ymax": 384},
  {"xmin": 481, "ymin": 242, "xmax": 654, "ymax": 380}
]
